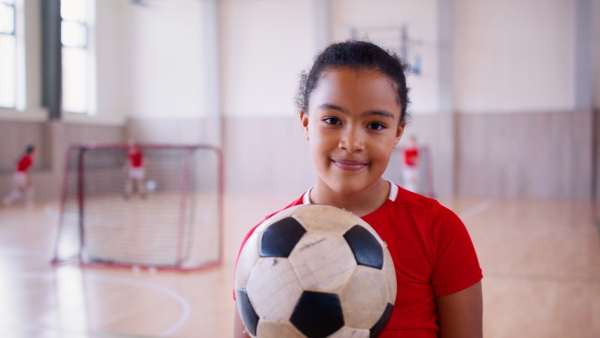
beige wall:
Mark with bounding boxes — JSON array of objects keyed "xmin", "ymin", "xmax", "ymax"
[
  {"xmin": 455, "ymin": 111, "xmax": 593, "ymax": 198},
  {"xmin": 1, "ymin": 0, "xmax": 598, "ymax": 200}
]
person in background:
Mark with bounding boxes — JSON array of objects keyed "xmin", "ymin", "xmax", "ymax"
[
  {"xmin": 401, "ymin": 135, "xmax": 420, "ymax": 193},
  {"xmin": 124, "ymin": 140, "xmax": 147, "ymax": 199},
  {"xmin": 3, "ymin": 145, "xmax": 36, "ymax": 207}
]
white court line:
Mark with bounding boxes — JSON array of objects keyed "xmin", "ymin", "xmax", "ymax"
[
  {"xmin": 88, "ymin": 274, "xmax": 192, "ymax": 337},
  {"xmin": 41, "ymin": 203, "xmax": 191, "ymax": 336},
  {"xmin": 11, "ymin": 272, "xmax": 191, "ymax": 337},
  {"xmin": 458, "ymin": 200, "xmax": 493, "ymax": 221}
]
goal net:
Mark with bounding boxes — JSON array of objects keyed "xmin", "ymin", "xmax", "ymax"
[{"xmin": 52, "ymin": 144, "xmax": 223, "ymax": 271}]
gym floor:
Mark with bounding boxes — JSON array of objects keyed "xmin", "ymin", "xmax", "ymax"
[{"xmin": 0, "ymin": 194, "xmax": 599, "ymax": 337}]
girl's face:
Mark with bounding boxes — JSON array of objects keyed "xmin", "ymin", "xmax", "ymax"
[{"xmin": 301, "ymin": 67, "xmax": 404, "ymax": 198}]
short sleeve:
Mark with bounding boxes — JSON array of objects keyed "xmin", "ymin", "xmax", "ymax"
[{"xmin": 428, "ymin": 202, "xmax": 482, "ymax": 297}]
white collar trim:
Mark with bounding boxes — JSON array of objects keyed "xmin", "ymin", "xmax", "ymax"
[{"xmin": 302, "ymin": 180, "xmax": 398, "ymax": 205}]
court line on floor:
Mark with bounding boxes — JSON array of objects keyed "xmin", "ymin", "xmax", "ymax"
[
  {"xmin": 87, "ymin": 274, "xmax": 191, "ymax": 337},
  {"xmin": 42, "ymin": 203, "xmax": 191, "ymax": 335},
  {"xmin": 11, "ymin": 272, "xmax": 191, "ymax": 337},
  {"xmin": 458, "ymin": 200, "xmax": 493, "ymax": 221},
  {"xmin": 4, "ymin": 324, "xmax": 161, "ymax": 338}
]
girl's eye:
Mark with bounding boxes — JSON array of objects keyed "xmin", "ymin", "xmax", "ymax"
[
  {"xmin": 323, "ymin": 117, "xmax": 341, "ymax": 125},
  {"xmin": 368, "ymin": 122, "xmax": 386, "ymax": 130}
]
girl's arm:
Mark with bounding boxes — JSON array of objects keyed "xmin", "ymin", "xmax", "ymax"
[
  {"xmin": 436, "ymin": 281, "xmax": 483, "ymax": 338},
  {"xmin": 233, "ymin": 306, "xmax": 251, "ymax": 338}
]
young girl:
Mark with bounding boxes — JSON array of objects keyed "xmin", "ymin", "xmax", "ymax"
[
  {"xmin": 3, "ymin": 145, "xmax": 36, "ymax": 207},
  {"xmin": 234, "ymin": 41, "xmax": 482, "ymax": 337},
  {"xmin": 123, "ymin": 140, "xmax": 147, "ymax": 199},
  {"xmin": 402, "ymin": 135, "xmax": 420, "ymax": 193}
]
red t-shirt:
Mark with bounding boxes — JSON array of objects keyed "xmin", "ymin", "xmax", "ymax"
[
  {"xmin": 128, "ymin": 149, "xmax": 143, "ymax": 168},
  {"xmin": 403, "ymin": 147, "xmax": 419, "ymax": 167},
  {"xmin": 235, "ymin": 183, "xmax": 482, "ymax": 337},
  {"xmin": 16, "ymin": 154, "xmax": 33, "ymax": 173}
]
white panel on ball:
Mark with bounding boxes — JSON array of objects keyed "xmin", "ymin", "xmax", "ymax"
[
  {"xmin": 340, "ymin": 266, "xmax": 391, "ymax": 329},
  {"xmin": 289, "ymin": 233, "xmax": 356, "ymax": 293},
  {"xmin": 247, "ymin": 257, "xmax": 304, "ymax": 322},
  {"xmin": 292, "ymin": 204, "xmax": 358, "ymax": 234}
]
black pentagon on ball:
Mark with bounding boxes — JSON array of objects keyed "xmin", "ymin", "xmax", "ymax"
[
  {"xmin": 370, "ymin": 303, "xmax": 394, "ymax": 337},
  {"xmin": 236, "ymin": 289, "xmax": 259, "ymax": 337},
  {"xmin": 343, "ymin": 225, "xmax": 384, "ymax": 269},
  {"xmin": 290, "ymin": 291, "xmax": 344, "ymax": 338},
  {"xmin": 260, "ymin": 217, "xmax": 307, "ymax": 258}
]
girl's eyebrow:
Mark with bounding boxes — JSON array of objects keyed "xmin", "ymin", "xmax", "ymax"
[
  {"xmin": 319, "ymin": 103, "xmax": 346, "ymax": 113},
  {"xmin": 319, "ymin": 103, "xmax": 395, "ymax": 120}
]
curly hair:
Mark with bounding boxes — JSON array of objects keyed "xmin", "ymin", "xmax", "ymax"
[{"xmin": 295, "ymin": 40, "xmax": 411, "ymax": 124}]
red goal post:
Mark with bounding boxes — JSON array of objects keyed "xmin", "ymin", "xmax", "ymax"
[{"xmin": 51, "ymin": 143, "xmax": 224, "ymax": 271}]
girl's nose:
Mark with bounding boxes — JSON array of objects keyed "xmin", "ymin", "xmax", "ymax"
[{"xmin": 339, "ymin": 127, "xmax": 365, "ymax": 153}]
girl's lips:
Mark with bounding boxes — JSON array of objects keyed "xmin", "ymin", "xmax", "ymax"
[{"xmin": 332, "ymin": 159, "xmax": 368, "ymax": 171}]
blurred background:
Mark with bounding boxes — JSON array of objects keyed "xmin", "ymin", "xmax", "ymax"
[
  {"xmin": 0, "ymin": 0, "xmax": 599, "ymax": 337},
  {"xmin": 1, "ymin": 0, "xmax": 598, "ymax": 200}
]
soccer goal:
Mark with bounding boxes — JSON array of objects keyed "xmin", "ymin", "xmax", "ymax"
[{"xmin": 51, "ymin": 144, "xmax": 223, "ymax": 271}]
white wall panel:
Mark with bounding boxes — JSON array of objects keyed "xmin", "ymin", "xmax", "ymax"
[
  {"xmin": 220, "ymin": 0, "xmax": 316, "ymax": 117},
  {"xmin": 454, "ymin": 0, "xmax": 576, "ymax": 113},
  {"xmin": 121, "ymin": 0, "xmax": 207, "ymax": 119}
]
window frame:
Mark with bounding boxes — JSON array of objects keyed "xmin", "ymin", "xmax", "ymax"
[
  {"xmin": 60, "ymin": 0, "xmax": 95, "ymax": 115},
  {"xmin": 0, "ymin": 0, "xmax": 17, "ymax": 109}
]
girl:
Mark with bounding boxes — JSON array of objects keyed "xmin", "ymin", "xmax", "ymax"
[
  {"xmin": 234, "ymin": 41, "xmax": 482, "ymax": 337},
  {"xmin": 3, "ymin": 145, "xmax": 36, "ymax": 207},
  {"xmin": 123, "ymin": 140, "xmax": 147, "ymax": 199}
]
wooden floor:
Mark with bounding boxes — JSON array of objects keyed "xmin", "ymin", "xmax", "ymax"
[{"xmin": 0, "ymin": 194, "xmax": 598, "ymax": 337}]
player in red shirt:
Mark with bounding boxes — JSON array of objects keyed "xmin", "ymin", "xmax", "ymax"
[
  {"xmin": 234, "ymin": 41, "xmax": 482, "ymax": 337},
  {"xmin": 402, "ymin": 135, "xmax": 420, "ymax": 192},
  {"xmin": 124, "ymin": 140, "xmax": 147, "ymax": 199},
  {"xmin": 3, "ymin": 145, "xmax": 36, "ymax": 206}
]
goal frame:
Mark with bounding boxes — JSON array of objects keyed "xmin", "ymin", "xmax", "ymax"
[{"xmin": 51, "ymin": 143, "xmax": 224, "ymax": 272}]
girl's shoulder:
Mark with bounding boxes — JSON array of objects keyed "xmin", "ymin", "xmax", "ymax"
[{"xmin": 383, "ymin": 183, "xmax": 462, "ymax": 227}]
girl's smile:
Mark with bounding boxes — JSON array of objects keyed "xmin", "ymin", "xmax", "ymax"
[{"xmin": 331, "ymin": 158, "xmax": 368, "ymax": 171}]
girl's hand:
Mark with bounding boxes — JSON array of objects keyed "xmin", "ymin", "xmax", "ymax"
[{"xmin": 233, "ymin": 306, "xmax": 251, "ymax": 338}]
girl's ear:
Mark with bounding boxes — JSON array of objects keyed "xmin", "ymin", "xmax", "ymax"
[
  {"xmin": 395, "ymin": 122, "xmax": 406, "ymax": 148},
  {"xmin": 300, "ymin": 110, "xmax": 310, "ymax": 140}
]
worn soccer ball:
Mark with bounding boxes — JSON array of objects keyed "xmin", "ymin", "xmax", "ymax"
[{"xmin": 235, "ymin": 204, "xmax": 397, "ymax": 338}]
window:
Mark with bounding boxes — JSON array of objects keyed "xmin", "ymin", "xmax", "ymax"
[
  {"xmin": 0, "ymin": 0, "xmax": 16, "ymax": 108},
  {"xmin": 61, "ymin": 0, "xmax": 94, "ymax": 114}
]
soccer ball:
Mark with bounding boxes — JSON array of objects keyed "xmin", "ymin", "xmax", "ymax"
[{"xmin": 235, "ymin": 204, "xmax": 397, "ymax": 338}]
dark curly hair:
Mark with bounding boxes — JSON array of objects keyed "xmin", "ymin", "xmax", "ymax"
[
  {"xmin": 25, "ymin": 144, "xmax": 35, "ymax": 154},
  {"xmin": 296, "ymin": 40, "xmax": 411, "ymax": 124}
]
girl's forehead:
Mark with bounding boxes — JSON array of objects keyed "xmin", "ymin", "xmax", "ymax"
[
  {"xmin": 314, "ymin": 68, "xmax": 398, "ymax": 97},
  {"xmin": 307, "ymin": 68, "xmax": 403, "ymax": 123},
  {"xmin": 312, "ymin": 68, "xmax": 400, "ymax": 102}
]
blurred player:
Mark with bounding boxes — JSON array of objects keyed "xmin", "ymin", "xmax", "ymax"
[
  {"xmin": 401, "ymin": 135, "xmax": 420, "ymax": 193},
  {"xmin": 3, "ymin": 145, "xmax": 36, "ymax": 207},
  {"xmin": 124, "ymin": 141, "xmax": 147, "ymax": 199}
]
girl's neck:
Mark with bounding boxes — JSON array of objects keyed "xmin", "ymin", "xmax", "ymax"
[{"xmin": 309, "ymin": 179, "xmax": 390, "ymax": 217}]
